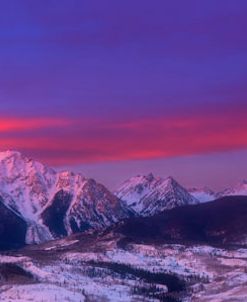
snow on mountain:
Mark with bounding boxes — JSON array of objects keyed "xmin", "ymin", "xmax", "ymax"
[
  {"xmin": 41, "ymin": 175, "xmax": 127, "ymax": 238},
  {"xmin": 0, "ymin": 151, "xmax": 127, "ymax": 244},
  {"xmin": 115, "ymin": 173, "xmax": 198, "ymax": 216},
  {"xmin": 219, "ymin": 180, "xmax": 247, "ymax": 198},
  {"xmin": 0, "ymin": 150, "xmax": 56, "ymax": 219},
  {"xmin": 2, "ymin": 150, "xmax": 247, "ymax": 247},
  {"xmin": 188, "ymin": 181, "xmax": 247, "ymax": 202},
  {"xmin": 188, "ymin": 187, "xmax": 217, "ymax": 203},
  {"xmin": 0, "ymin": 151, "xmax": 56, "ymax": 243}
]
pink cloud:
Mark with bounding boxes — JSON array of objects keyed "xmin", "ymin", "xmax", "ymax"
[
  {"xmin": 0, "ymin": 108, "xmax": 246, "ymax": 165},
  {"xmin": 0, "ymin": 117, "xmax": 71, "ymax": 132}
]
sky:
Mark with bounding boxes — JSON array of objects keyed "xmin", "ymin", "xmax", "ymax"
[{"xmin": 0, "ymin": 0, "xmax": 247, "ymax": 190}]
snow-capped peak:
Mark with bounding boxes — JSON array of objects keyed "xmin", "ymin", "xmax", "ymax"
[
  {"xmin": 189, "ymin": 180, "xmax": 247, "ymax": 202},
  {"xmin": 219, "ymin": 180, "xmax": 247, "ymax": 197},
  {"xmin": 0, "ymin": 151, "xmax": 127, "ymax": 244},
  {"xmin": 188, "ymin": 187, "xmax": 216, "ymax": 203},
  {"xmin": 0, "ymin": 150, "xmax": 56, "ymax": 218},
  {"xmin": 116, "ymin": 174, "xmax": 198, "ymax": 216},
  {"xmin": 0, "ymin": 150, "xmax": 22, "ymax": 161}
]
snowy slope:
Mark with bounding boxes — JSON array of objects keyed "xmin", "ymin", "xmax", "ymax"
[
  {"xmin": 188, "ymin": 187, "xmax": 217, "ymax": 203},
  {"xmin": 189, "ymin": 181, "xmax": 247, "ymax": 202},
  {"xmin": 0, "ymin": 151, "xmax": 127, "ymax": 244},
  {"xmin": 1, "ymin": 235, "xmax": 247, "ymax": 301},
  {"xmin": 116, "ymin": 173, "xmax": 198, "ymax": 216},
  {"xmin": 0, "ymin": 150, "xmax": 56, "ymax": 219},
  {"xmin": 219, "ymin": 180, "xmax": 247, "ymax": 197},
  {"xmin": 41, "ymin": 175, "xmax": 127, "ymax": 238},
  {"xmin": 0, "ymin": 151, "xmax": 56, "ymax": 243}
]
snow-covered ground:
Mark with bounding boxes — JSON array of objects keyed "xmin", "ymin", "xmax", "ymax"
[{"xmin": 0, "ymin": 243, "xmax": 246, "ymax": 301}]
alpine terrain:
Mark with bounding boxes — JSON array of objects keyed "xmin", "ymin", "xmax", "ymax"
[
  {"xmin": 116, "ymin": 173, "xmax": 198, "ymax": 216},
  {"xmin": 0, "ymin": 151, "xmax": 127, "ymax": 245}
]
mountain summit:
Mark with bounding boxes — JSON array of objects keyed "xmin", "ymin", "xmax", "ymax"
[
  {"xmin": 219, "ymin": 180, "xmax": 247, "ymax": 197},
  {"xmin": 0, "ymin": 151, "xmax": 127, "ymax": 244},
  {"xmin": 115, "ymin": 174, "xmax": 198, "ymax": 216}
]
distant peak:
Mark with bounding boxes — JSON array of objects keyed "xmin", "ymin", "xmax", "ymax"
[
  {"xmin": 129, "ymin": 173, "xmax": 154, "ymax": 182},
  {"xmin": 166, "ymin": 176, "xmax": 175, "ymax": 181},
  {"xmin": 118, "ymin": 174, "xmax": 185, "ymax": 194},
  {"xmin": 0, "ymin": 150, "xmax": 22, "ymax": 161},
  {"xmin": 165, "ymin": 176, "xmax": 177, "ymax": 185},
  {"xmin": 0, "ymin": 150, "xmax": 54, "ymax": 174},
  {"xmin": 59, "ymin": 170, "xmax": 75, "ymax": 177},
  {"xmin": 188, "ymin": 186, "xmax": 215, "ymax": 194},
  {"xmin": 146, "ymin": 173, "xmax": 155, "ymax": 181},
  {"xmin": 124, "ymin": 174, "xmax": 180, "ymax": 186}
]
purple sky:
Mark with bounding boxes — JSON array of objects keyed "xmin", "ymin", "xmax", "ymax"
[{"xmin": 0, "ymin": 1, "xmax": 247, "ymax": 189}]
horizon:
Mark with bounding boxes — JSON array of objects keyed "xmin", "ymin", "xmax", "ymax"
[{"xmin": 1, "ymin": 1, "xmax": 247, "ymax": 190}]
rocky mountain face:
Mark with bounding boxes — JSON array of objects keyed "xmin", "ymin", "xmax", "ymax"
[
  {"xmin": 115, "ymin": 173, "xmax": 198, "ymax": 216},
  {"xmin": 0, "ymin": 196, "xmax": 27, "ymax": 249},
  {"xmin": 0, "ymin": 152, "xmax": 200, "ymax": 246},
  {"xmin": 41, "ymin": 178, "xmax": 128, "ymax": 239},
  {"xmin": 0, "ymin": 151, "xmax": 127, "ymax": 244}
]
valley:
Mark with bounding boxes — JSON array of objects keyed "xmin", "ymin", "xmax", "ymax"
[{"xmin": 0, "ymin": 235, "xmax": 246, "ymax": 301}]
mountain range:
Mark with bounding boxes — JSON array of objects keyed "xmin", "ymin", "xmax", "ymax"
[
  {"xmin": 188, "ymin": 181, "xmax": 247, "ymax": 202},
  {"xmin": 0, "ymin": 151, "xmax": 127, "ymax": 246},
  {"xmin": 0, "ymin": 150, "xmax": 247, "ymax": 249},
  {"xmin": 115, "ymin": 173, "xmax": 198, "ymax": 216}
]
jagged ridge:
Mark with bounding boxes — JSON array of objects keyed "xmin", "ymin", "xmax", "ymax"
[
  {"xmin": 116, "ymin": 173, "xmax": 198, "ymax": 216},
  {"xmin": 0, "ymin": 151, "xmax": 127, "ymax": 244}
]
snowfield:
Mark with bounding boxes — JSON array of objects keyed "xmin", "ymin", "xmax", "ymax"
[{"xmin": 0, "ymin": 243, "xmax": 246, "ymax": 302}]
